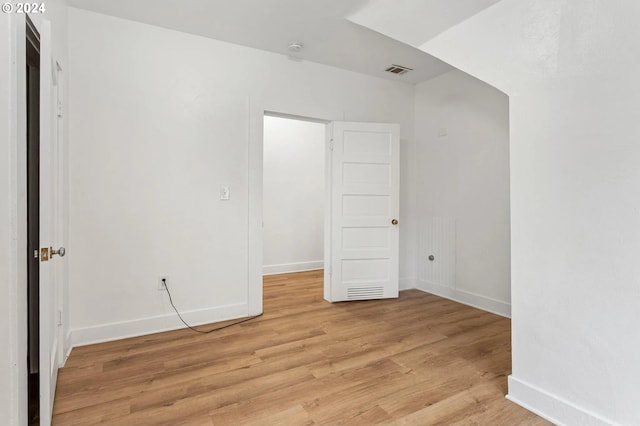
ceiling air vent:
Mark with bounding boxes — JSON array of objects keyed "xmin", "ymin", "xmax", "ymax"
[{"xmin": 385, "ymin": 64, "xmax": 413, "ymax": 75}]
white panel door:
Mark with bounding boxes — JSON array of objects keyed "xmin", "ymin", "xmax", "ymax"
[
  {"xmin": 39, "ymin": 20, "xmax": 60, "ymax": 426},
  {"xmin": 325, "ymin": 122, "xmax": 400, "ymax": 302}
]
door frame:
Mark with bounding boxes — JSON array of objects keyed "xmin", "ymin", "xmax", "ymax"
[
  {"xmin": 261, "ymin": 111, "xmax": 331, "ymax": 276},
  {"xmin": 247, "ymin": 100, "xmax": 343, "ymax": 315},
  {"xmin": 6, "ymin": 13, "xmax": 32, "ymax": 426},
  {"xmin": 25, "ymin": 14, "xmax": 41, "ymax": 424},
  {"xmin": 4, "ymin": 12, "xmax": 65, "ymax": 425}
]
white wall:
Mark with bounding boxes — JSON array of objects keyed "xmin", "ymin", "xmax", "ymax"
[
  {"xmin": 414, "ymin": 70, "xmax": 511, "ymax": 317},
  {"xmin": 262, "ymin": 116, "xmax": 325, "ymax": 275},
  {"xmin": 67, "ymin": 8, "xmax": 415, "ymax": 345},
  {"xmin": 364, "ymin": 0, "xmax": 640, "ymax": 424}
]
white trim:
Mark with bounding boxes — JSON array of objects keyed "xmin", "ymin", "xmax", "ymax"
[
  {"xmin": 69, "ymin": 303, "xmax": 248, "ymax": 347},
  {"xmin": 247, "ymin": 99, "xmax": 263, "ymax": 316},
  {"xmin": 399, "ymin": 277, "xmax": 417, "ymax": 290},
  {"xmin": 62, "ymin": 331, "xmax": 72, "ymax": 366},
  {"xmin": 507, "ymin": 376, "xmax": 615, "ymax": 426},
  {"xmin": 263, "ymin": 261, "xmax": 323, "ymax": 276},
  {"xmin": 3, "ymin": 13, "xmax": 29, "ymax": 426},
  {"xmin": 323, "ymin": 122, "xmax": 333, "ymax": 302},
  {"xmin": 415, "ymin": 279, "xmax": 511, "ymax": 318}
]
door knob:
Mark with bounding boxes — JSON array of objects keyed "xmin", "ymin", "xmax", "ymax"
[
  {"xmin": 51, "ymin": 247, "xmax": 66, "ymax": 257},
  {"xmin": 391, "ymin": 219, "xmax": 398, "ymax": 225}
]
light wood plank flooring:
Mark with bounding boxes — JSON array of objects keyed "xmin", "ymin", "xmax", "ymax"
[{"xmin": 53, "ymin": 270, "xmax": 549, "ymax": 425}]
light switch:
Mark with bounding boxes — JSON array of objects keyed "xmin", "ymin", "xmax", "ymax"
[{"xmin": 220, "ymin": 186, "xmax": 230, "ymax": 200}]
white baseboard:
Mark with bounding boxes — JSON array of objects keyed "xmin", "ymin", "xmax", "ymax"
[
  {"xmin": 69, "ymin": 303, "xmax": 248, "ymax": 347},
  {"xmin": 263, "ymin": 261, "xmax": 323, "ymax": 276},
  {"xmin": 507, "ymin": 375, "xmax": 614, "ymax": 426},
  {"xmin": 399, "ymin": 277, "xmax": 417, "ymax": 291},
  {"xmin": 415, "ymin": 279, "xmax": 511, "ymax": 318}
]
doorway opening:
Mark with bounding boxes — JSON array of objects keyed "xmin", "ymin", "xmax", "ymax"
[
  {"xmin": 262, "ymin": 114, "xmax": 327, "ymax": 305},
  {"xmin": 26, "ymin": 15, "xmax": 41, "ymax": 425}
]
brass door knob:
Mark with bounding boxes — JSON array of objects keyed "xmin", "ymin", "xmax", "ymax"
[
  {"xmin": 391, "ymin": 219, "xmax": 398, "ymax": 225},
  {"xmin": 51, "ymin": 247, "xmax": 66, "ymax": 257}
]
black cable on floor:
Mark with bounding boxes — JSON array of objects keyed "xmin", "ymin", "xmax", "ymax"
[{"xmin": 162, "ymin": 278, "xmax": 262, "ymax": 334}]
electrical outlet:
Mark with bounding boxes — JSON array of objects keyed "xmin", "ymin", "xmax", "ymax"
[{"xmin": 158, "ymin": 275, "xmax": 169, "ymax": 291}]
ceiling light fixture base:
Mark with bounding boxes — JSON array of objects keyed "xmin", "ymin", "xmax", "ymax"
[{"xmin": 287, "ymin": 41, "xmax": 304, "ymax": 52}]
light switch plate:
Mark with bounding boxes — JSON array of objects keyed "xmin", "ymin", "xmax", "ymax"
[{"xmin": 220, "ymin": 186, "xmax": 230, "ymax": 200}]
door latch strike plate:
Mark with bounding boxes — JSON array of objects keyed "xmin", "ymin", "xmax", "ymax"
[{"xmin": 40, "ymin": 247, "xmax": 49, "ymax": 262}]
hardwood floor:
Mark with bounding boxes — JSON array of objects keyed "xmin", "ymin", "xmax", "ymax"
[{"xmin": 53, "ymin": 271, "xmax": 549, "ymax": 425}]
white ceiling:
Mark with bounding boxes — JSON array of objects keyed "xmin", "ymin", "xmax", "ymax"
[
  {"xmin": 348, "ymin": 0, "xmax": 504, "ymax": 49},
  {"xmin": 66, "ymin": 0, "xmax": 455, "ymax": 84}
]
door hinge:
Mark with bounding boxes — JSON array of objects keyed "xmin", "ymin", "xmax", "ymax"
[
  {"xmin": 329, "ymin": 138, "xmax": 334, "ymax": 151},
  {"xmin": 57, "ymin": 310, "xmax": 63, "ymax": 326},
  {"xmin": 57, "ymin": 100, "xmax": 63, "ymax": 118},
  {"xmin": 33, "ymin": 249, "xmax": 38, "ymax": 259}
]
